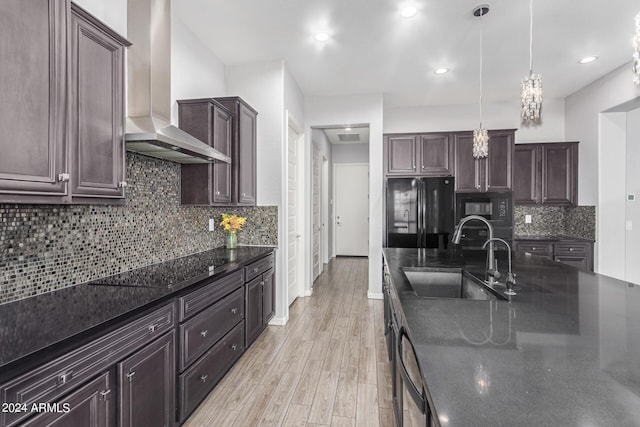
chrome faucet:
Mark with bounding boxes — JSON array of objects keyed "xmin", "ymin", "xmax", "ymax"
[
  {"xmin": 482, "ymin": 238, "xmax": 517, "ymax": 295},
  {"xmin": 452, "ymin": 215, "xmax": 497, "ymax": 286}
]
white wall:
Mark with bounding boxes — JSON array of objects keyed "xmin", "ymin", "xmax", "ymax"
[
  {"xmin": 306, "ymin": 94, "xmax": 384, "ymax": 298},
  {"xmin": 383, "ymin": 98, "xmax": 566, "ymax": 143},
  {"xmin": 565, "ymin": 62, "xmax": 639, "ymax": 206},
  {"xmin": 74, "ymin": 0, "xmax": 127, "ymax": 36},
  {"xmin": 312, "ymin": 129, "xmax": 333, "ymax": 259},
  {"xmin": 170, "ymin": 14, "xmax": 227, "ymax": 124},
  {"xmin": 626, "ymin": 108, "xmax": 640, "ymax": 284},
  {"xmin": 332, "ymin": 143, "xmax": 369, "ymax": 164},
  {"xmin": 226, "ymin": 60, "xmax": 289, "ymax": 323}
]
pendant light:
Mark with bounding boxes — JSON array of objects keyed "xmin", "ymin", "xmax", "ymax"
[
  {"xmin": 521, "ymin": 0, "xmax": 542, "ymax": 121},
  {"xmin": 473, "ymin": 5, "xmax": 489, "ymax": 159}
]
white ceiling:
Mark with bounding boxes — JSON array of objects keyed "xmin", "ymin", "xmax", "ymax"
[{"xmin": 174, "ymin": 0, "xmax": 640, "ymax": 108}]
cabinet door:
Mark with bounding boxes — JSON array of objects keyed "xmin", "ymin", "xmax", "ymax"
[
  {"xmin": 262, "ymin": 268, "xmax": 275, "ymax": 325},
  {"xmin": 454, "ymin": 133, "xmax": 482, "ymax": 192},
  {"xmin": 385, "ymin": 135, "xmax": 417, "ymax": 175},
  {"xmin": 212, "ymin": 105, "xmax": 232, "ymax": 204},
  {"xmin": 513, "ymin": 144, "xmax": 540, "ymax": 204},
  {"xmin": 0, "ymin": 0, "xmax": 67, "ymax": 200},
  {"xmin": 541, "ymin": 143, "xmax": 578, "ymax": 205},
  {"xmin": 245, "ymin": 276, "xmax": 263, "ymax": 347},
  {"xmin": 119, "ymin": 331, "xmax": 175, "ymax": 427},
  {"xmin": 486, "ymin": 130, "xmax": 513, "ymax": 192},
  {"xmin": 237, "ymin": 103, "xmax": 257, "ymax": 205},
  {"xmin": 69, "ymin": 5, "xmax": 128, "ymax": 199},
  {"xmin": 418, "ymin": 134, "xmax": 453, "ymax": 176},
  {"xmin": 554, "ymin": 255, "xmax": 589, "ymax": 271},
  {"xmin": 22, "ymin": 371, "xmax": 114, "ymax": 427}
]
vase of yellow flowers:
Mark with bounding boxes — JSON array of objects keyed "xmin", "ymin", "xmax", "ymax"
[{"xmin": 220, "ymin": 213, "xmax": 246, "ymax": 249}]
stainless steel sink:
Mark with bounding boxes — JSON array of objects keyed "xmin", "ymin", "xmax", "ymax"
[{"xmin": 402, "ymin": 267, "xmax": 507, "ymax": 301}]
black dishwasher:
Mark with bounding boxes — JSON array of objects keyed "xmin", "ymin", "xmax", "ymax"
[{"xmin": 397, "ymin": 326, "xmax": 436, "ymax": 427}]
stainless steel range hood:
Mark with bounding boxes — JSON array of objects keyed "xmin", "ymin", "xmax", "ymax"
[{"xmin": 125, "ymin": 0, "xmax": 230, "ymax": 164}]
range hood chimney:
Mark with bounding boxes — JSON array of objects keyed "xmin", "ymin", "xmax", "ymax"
[{"xmin": 125, "ymin": 0, "xmax": 230, "ymax": 164}]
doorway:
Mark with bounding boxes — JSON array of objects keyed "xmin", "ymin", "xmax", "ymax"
[{"xmin": 334, "ymin": 163, "xmax": 369, "ymax": 256}]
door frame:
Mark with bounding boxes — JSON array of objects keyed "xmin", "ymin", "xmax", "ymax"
[
  {"xmin": 322, "ymin": 155, "xmax": 330, "ymax": 264},
  {"xmin": 333, "ymin": 162, "xmax": 370, "ymax": 257},
  {"xmin": 285, "ymin": 112, "xmax": 306, "ymax": 311}
]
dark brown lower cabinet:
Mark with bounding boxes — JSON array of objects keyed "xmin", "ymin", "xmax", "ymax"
[
  {"xmin": 22, "ymin": 371, "xmax": 115, "ymax": 427},
  {"xmin": 118, "ymin": 331, "xmax": 175, "ymax": 427},
  {"xmin": 245, "ymin": 275, "xmax": 264, "ymax": 347},
  {"xmin": 263, "ymin": 268, "xmax": 275, "ymax": 325},
  {"xmin": 514, "ymin": 240, "xmax": 593, "ymax": 272}
]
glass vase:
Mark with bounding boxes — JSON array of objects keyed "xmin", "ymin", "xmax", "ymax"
[{"xmin": 225, "ymin": 232, "xmax": 238, "ymax": 249}]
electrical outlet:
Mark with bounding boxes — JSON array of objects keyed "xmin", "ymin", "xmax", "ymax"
[
  {"xmin": 208, "ymin": 218, "xmax": 215, "ymax": 231},
  {"xmin": 525, "ymin": 214, "xmax": 532, "ymax": 224}
]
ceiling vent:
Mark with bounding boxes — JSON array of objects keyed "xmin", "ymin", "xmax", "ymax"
[{"xmin": 338, "ymin": 133, "xmax": 361, "ymax": 143}]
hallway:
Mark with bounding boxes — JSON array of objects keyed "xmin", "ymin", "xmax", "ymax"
[{"xmin": 184, "ymin": 257, "xmax": 393, "ymax": 427}]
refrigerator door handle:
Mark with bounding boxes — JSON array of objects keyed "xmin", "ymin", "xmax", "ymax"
[{"xmin": 417, "ymin": 179, "xmax": 423, "ymax": 248}]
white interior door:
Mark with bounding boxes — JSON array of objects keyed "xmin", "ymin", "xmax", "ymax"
[
  {"xmin": 334, "ymin": 164, "xmax": 369, "ymax": 256},
  {"xmin": 313, "ymin": 147, "xmax": 322, "ymax": 280},
  {"xmin": 287, "ymin": 124, "xmax": 301, "ymax": 305}
]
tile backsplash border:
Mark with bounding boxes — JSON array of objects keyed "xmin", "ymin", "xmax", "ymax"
[{"xmin": 0, "ymin": 153, "xmax": 277, "ymax": 304}]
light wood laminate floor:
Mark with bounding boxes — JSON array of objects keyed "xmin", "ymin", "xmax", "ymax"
[{"xmin": 184, "ymin": 257, "xmax": 394, "ymax": 427}]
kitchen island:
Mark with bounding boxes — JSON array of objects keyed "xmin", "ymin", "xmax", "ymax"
[{"xmin": 383, "ymin": 247, "xmax": 640, "ymax": 426}]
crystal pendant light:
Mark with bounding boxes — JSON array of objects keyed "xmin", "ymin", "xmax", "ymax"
[
  {"xmin": 521, "ymin": 0, "xmax": 542, "ymax": 121},
  {"xmin": 633, "ymin": 11, "xmax": 640, "ymax": 85},
  {"xmin": 473, "ymin": 5, "xmax": 489, "ymax": 159}
]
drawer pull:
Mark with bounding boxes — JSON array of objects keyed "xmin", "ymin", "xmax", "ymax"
[
  {"xmin": 57, "ymin": 173, "xmax": 70, "ymax": 182},
  {"xmin": 200, "ymin": 330, "xmax": 208, "ymax": 338},
  {"xmin": 126, "ymin": 372, "xmax": 135, "ymax": 382},
  {"xmin": 231, "ymin": 308, "xmax": 238, "ymax": 314},
  {"xmin": 260, "ymin": 281, "xmax": 264, "ymax": 287},
  {"xmin": 148, "ymin": 323, "xmax": 159, "ymax": 333},
  {"xmin": 569, "ymin": 248, "xmax": 574, "ymax": 252},
  {"xmin": 200, "ymin": 374, "xmax": 208, "ymax": 383},
  {"xmin": 100, "ymin": 389, "xmax": 111, "ymax": 401},
  {"xmin": 253, "ymin": 267, "xmax": 259, "ymax": 273},
  {"xmin": 215, "ymin": 190, "xmax": 220, "ymax": 195},
  {"xmin": 231, "ymin": 344, "xmax": 238, "ymax": 351},
  {"xmin": 58, "ymin": 370, "xmax": 73, "ymax": 385}
]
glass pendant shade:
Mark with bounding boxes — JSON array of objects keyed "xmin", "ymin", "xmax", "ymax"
[
  {"xmin": 634, "ymin": 11, "xmax": 640, "ymax": 85},
  {"xmin": 521, "ymin": 73, "xmax": 542, "ymax": 120},
  {"xmin": 473, "ymin": 128, "xmax": 489, "ymax": 159}
]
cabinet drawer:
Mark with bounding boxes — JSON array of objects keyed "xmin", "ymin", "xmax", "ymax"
[
  {"xmin": 179, "ymin": 269, "xmax": 244, "ymax": 321},
  {"xmin": 179, "ymin": 321, "xmax": 245, "ymax": 421},
  {"xmin": 245, "ymin": 253, "xmax": 274, "ymax": 282},
  {"xmin": 179, "ymin": 288, "xmax": 244, "ymax": 371},
  {"xmin": 0, "ymin": 303, "xmax": 174, "ymax": 427},
  {"xmin": 516, "ymin": 242, "xmax": 552, "ymax": 257},
  {"xmin": 554, "ymin": 243, "xmax": 587, "ymax": 255}
]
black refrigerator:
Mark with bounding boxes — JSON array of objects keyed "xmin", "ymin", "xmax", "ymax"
[{"xmin": 385, "ymin": 177, "xmax": 455, "ymax": 249}]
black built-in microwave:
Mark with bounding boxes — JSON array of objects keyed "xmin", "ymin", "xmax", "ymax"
[{"xmin": 455, "ymin": 193, "xmax": 513, "ymax": 250}]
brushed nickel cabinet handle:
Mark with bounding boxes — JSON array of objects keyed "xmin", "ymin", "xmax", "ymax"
[
  {"xmin": 100, "ymin": 389, "xmax": 111, "ymax": 400},
  {"xmin": 57, "ymin": 173, "xmax": 70, "ymax": 182},
  {"xmin": 200, "ymin": 374, "xmax": 208, "ymax": 382},
  {"xmin": 126, "ymin": 372, "xmax": 135, "ymax": 382},
  {"xmin": 215, "ymin": 190, "xmax": 220, "ymax": 195},
  {"xmin": 58, "ymin": 370, "xmax": 73, "ymax": 385},
  {"xmin": 253, "ymin": 267, "xmax": 259, "ymax": 273},
  {"xmin": 231, "ymin": 344, "xmax": 238, "ymax": 351},
  {"xmin": 200, "ymin": 330, "xmax": 208, "ymax": 338},
  {"xmin": 231, "ymin": 308, "xmax": 238, "ymax": 314},
  {"xmin": 118, "ymin": 181, "xmax": 127, "ymax": 188},
  {"xmin": 148, "ymin": 323, "xmax": 159, "ymax": 333},
  {"xmin": 569, "ymin": 248, "xmax": 574, "ymax": 252}
]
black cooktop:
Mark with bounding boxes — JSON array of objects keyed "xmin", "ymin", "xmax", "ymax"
[{"xmin": 90, "ymin": 246, "xmax": 265, "ymax": 288}]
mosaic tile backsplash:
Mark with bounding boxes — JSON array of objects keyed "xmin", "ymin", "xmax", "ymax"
[
  {"xmin": 0, "ymin": 153, "xmax": 278, "ymax": 304},
  {"xmin": 514, "ymin": 205, "xmax": 595, "ymax": 240}
]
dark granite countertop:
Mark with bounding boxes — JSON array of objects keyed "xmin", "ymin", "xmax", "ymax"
[
  {"xmin": 383, "ymin": 247, "xmax": 640, "ymax": 426},
  {"xmin": 514, "ymin": 235, "xmax": 595, "ymax": 242},
  {"xmin": 0, "ymin": 246, "xmax": 274, "ymax": 381}
]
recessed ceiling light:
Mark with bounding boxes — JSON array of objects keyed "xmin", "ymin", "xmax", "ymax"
[
  {"xmin": 345, "ymin": 127, "xmax": 352, "ymax": 131},
  {"xmin": 434, "ymin": 68, "xmax": 449, "ymax": 75},
  {"xmin": 579, "ymin": 56, "xmax": 598, "ymax": 64},
  {"xmin": 400, "ymin": 6, "xmax": 418, "ymax": 18},
  {"xmin": 314, "ymin": 32, "xmax": 329, "ymax": 42}
]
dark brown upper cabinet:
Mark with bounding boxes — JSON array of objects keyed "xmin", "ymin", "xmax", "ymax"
[
  {"xmin": 513, "ymin": 142, "xmax": 578, "ymax": 206},
  {"xmin": 178, "ymin": 99, "xmax": 233, "ymax": 205},
  {"xmin": 0, "ymin": 0, "xmax": 69, "ymax": 202},
  {"xmin": 70, "ymin": 3, "xmax": 130, "ymax": 201},
  {"xmin": 215, "ymin": 97, "xmax": 258, "ymax": 206},
  {"xmin": 384, "ymin": 133, "xmax": 453, "ymax": 177},
  {"xmin": 454, "ymin": 129, "xmax": 514, "ymax": 193},
  {"xmin": 0, "ymin": 1, "xmax": 129, "ymax": 205}
]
